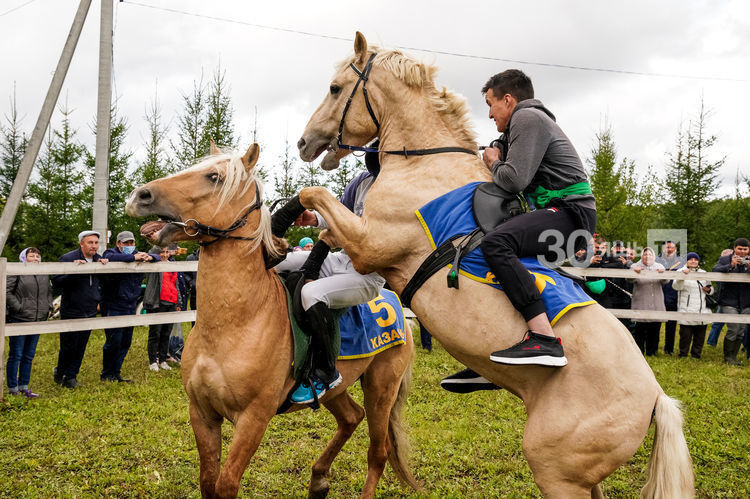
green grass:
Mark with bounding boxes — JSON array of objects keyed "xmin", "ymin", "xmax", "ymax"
[{"xmin": 2, "ymin": 325, "xmax": 749, "ymax": 497}]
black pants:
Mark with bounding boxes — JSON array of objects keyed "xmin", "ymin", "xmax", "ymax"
[
  {"xmin": 481, "ymin": 203, "xmax": 596, "ymax": 321},
  {"xmin": 678, "ymin": 324, "xmax": 707, "ymax": 358},
  {"xmin": 634, "ymin": 322, "xmax": 661, "ymax": 356},
  {"xmin": 102, "ymin": 306, "xmax": 136, "ymax": 378},
  {"xmin": 663, "ymin": 301, "xmax": 678, "ymax": 354},
  {"xmin": 57, "ymin": 312, "xmax": 95, "ymax": 379},
  {"xmin": 147, "ymin": 303, "xmax": 176, "ymax": 364}
]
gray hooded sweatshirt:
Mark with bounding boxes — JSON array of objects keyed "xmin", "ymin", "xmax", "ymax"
[{"xmin": 491, "ymin": 99, "xmax": 596, "ymax": 210}]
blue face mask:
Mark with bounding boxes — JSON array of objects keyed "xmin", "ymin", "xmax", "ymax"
[{"xmin": 121, "ymin": 245, "xmax": 136, "ymax": 255}]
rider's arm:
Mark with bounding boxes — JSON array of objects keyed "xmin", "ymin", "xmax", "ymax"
[{"xmin": 491, "ymin": 110, "xmax": 551, "ymax": 193}]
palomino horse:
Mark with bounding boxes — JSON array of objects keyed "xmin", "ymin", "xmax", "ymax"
[
  {"xmin": 125, "ymin": 143, "xmax": 417, "ymax": 498},
  {"xmin": 296, "ymin": 32, "xmax": 693, "ymax": 497}
]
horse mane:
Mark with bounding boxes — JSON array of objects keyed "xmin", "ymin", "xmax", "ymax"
[
  {"xmin": 186, "ymin": 152, "xmax": 282, "ymax": 258},
  {"xmin": 336, "ymin": 47, "xmax": 478, "ymax": 150}
]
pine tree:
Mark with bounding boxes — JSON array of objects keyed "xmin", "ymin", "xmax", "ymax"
[
  {"xmin": 172, "ymin": 75, "xmax": 207, "ymax": 169},
  {"xmin": 327, "ymin": 156, "xmax": 362, "ymax": 199},
  {"xmin": 83, "ymin": 105, "xmax": 135, "ymax": 239},
  {"xmin": 0, "ymin": 87, "xmax": 27, "ymax": 202},
  {"xmin": 136, "ymin": 88, "xmax": 173, "ymax": 185},
  {"xmin": 273, "ymin": 137, "xmax": 299, "ymax": 199},
  {"xmin": 202, "ymin": 64, "xmax": 236, "ymax": 151},
  {"xmin": 25, "ymin": 104, "xmax": 86, "ymax": 257},
  {"xmin": 587, "ymin": 125, "xmax": 656, "ymax": 245},
  {"xmin": 0, "ymin": 87, "xmax": 29, "ymax": 257},
  {"xmin": 662, "ymin": 98, "xmax": 724, "ymax": 256}
]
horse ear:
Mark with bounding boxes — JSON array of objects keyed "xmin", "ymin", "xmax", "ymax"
[
  {"xmin": 209, "ymin": 138, "xmax": 220, "ymax": 155},
  {"xmin": 354, "ymin": 31, "xmax": 368, "ymax": 65},
  {"xmin": 241, "ymin": 143, "xmax": 260, "ymax": 171}
]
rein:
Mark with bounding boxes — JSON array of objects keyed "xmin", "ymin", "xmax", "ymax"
[
  {"xmin": 171, "ymin": 182, "xmax": 263, "ymax": 247},
  {"xmin": 337, "ymin": 52, "xmax": 477, "ymax": 158}
]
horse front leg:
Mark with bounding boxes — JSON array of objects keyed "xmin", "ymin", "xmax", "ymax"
[
  {"xmin": 309, "ymin": 392, "xmax": 366, "ymax": 498},
  {"xmin": 299, "ymin": 187, "xmax": 377, "ymax": 273},
  {"xmin": 189, "ymin": 403, "xmax": 223, "ymax": 498},
  {"xmin": 213, "ymin": 410, "xmax": 272, "ymax": 499}
]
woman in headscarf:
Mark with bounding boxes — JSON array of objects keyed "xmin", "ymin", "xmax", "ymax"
[
  {"xmin": 630, "ymin": 247, "xmax": 667, "ymax": 355},
  {"xmin": 6, "ymin": 247, "xmax": 52, "ymax": 397}
]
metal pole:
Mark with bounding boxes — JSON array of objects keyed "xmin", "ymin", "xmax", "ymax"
[
  {"xmin": 0, "ymin": 257, "xmax": 6, "ymax": 401},
  {"xmin": 0, "ymin": 0, "xmax": 93, "ymax": 252},
  {"xmin": 92, "ymin": 0, "xmax": 113, "ymax": 253}
]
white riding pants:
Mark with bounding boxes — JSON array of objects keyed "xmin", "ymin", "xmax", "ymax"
[{"xmin": 275, "ymin": 251, "xmax": 385, "ymax": 310}]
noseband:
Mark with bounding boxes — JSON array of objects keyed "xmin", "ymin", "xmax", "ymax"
[
  {"xmin": 336, "ymin": 52, "xmax": 476, "ymax": 158},
  {"xmin": 171, "ymin": 182, "xmax": 263, "ymax": 247}
]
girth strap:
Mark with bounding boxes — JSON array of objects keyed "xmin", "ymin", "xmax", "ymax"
[{"xmin": 400, "ymin": 228, "xmax": 484, "ymax": 309}]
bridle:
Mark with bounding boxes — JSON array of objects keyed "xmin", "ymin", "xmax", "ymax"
[
  {"xmin": 336, "ymin": 52, "xmax": 477, "ymax": 158},
  {"xmin": 170, "ymin": 182, "xmax": 263, "ymax": 247}
]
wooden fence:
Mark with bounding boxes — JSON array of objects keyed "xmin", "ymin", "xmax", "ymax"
[{"xmin": 1, "ymin": 258, "xmax": 749, "ymax": 400}]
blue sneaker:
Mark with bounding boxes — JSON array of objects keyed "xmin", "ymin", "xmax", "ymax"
[{"xmin": 291, "ymin": 372, "xmax": 343, "ymax": 404}]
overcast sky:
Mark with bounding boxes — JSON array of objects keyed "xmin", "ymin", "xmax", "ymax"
[{"xmin": 1, "ymin": 0, "xmax": 748, "ymax": 196}]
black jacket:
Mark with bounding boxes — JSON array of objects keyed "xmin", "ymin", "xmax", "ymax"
[
  {"xmin": 6, "ymin": 274, "xmax": 53, "ymax": 322},
  {"xmin": 52, "ymin": 248, "xmax": 103, "ymax": 318},
  {"xmin": 712, "ymin": 254, "xmax": 750, "ymax": 309}
]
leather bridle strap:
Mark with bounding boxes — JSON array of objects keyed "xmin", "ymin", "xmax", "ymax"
[
  {"xmin": 336, "ymin": 52, "xmax": 476, "ymax": 158},
  {"xmin": 171, "ymin": 182, "xmax": 263, "ymax": 247}
]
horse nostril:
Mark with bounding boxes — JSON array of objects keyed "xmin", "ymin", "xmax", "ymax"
[
  {"xmin": 297, "ymin": 137, "xmax": 306, "ymax": 150},
  {"xmin": 137, "ymin": 188, "xmax": 153, "ymax": 204}
]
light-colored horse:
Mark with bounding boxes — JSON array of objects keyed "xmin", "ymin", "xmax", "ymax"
[
  {"xmin": 125, "ymin": 144, "xmax": 417, "ymax": 499},
  {"xmin": 296, "ymin": 32, "xmax": 694, "ymax": 498}
]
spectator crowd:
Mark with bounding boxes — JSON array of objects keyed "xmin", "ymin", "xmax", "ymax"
[{"xmin": 4, "ymin": 231, "xmax": 750, "ymax": 399}]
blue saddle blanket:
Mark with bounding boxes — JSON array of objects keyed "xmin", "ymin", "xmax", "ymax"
[
  {"xmin": 338, "ymin": 289, "xmax": 406, "ymax": 359},
  {"xmin": 414, "ymin": 182, "xmax": 595, "ymax": 326}
]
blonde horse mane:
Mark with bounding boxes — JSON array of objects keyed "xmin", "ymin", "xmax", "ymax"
[
  {"xmin": 337, "ymin": 47, "xmax": 478, "ymax": 150},
  {"xmin": 184, "ymin": 151, "xmax": 282, "ymax": 258}
]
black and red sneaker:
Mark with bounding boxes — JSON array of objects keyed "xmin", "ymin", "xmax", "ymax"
[{"xmin": 489, "ymin": 331, "xmax": 568, "ymax": 367}]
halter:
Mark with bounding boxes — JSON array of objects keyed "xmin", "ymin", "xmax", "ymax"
[
  {"xmin": 336, "ymin": 52, "xmax": 477, "ymax": 158},
  {"xmin": 170, "ymin": 182, "xmax": 263, "ymax": 247}
]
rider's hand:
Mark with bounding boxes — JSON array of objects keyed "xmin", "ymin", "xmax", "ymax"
[
  {"xmin": 294, "ymin": 210, "xmax": 318, "ymax": 227},
  {"xmin": 482, "ymin": 147, "xmax": 501, "ymax": 169}
]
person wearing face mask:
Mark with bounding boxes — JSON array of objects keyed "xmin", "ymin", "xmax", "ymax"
[{"xmin": 100, "ymin": 231, "xmax": 160, "ymax": 382}]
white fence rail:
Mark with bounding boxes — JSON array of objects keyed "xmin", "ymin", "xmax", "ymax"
[{"xmin": 2, "ymin": 258, "xmax": 749, "ymax": 400}]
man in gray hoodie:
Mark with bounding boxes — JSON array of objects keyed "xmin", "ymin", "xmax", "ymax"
[{"xmin": 480, "ymin": 70, "xmax": 597, "ymax": 367}]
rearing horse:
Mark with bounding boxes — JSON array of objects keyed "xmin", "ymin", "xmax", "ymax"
[
  {"xmin": 297, "ymin": 32, "xmax": 694, "ymax": 497},
  {"xmin": 126, "ymin": 143, "xmax": 417, "ymax": 498}
]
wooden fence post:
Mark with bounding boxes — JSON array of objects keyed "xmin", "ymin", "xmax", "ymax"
[{"xmin": 1, "ymin": 257, "xmax": 6, "ymax": 401}]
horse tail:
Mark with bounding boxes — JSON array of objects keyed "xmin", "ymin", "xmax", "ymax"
[
  {"xmin": 640, "ymin": 393, "xmax": 694, "ymax": 498},
  {"xmin": 387, "ymin": 346, "xmax": 421, "ymax": 491}
]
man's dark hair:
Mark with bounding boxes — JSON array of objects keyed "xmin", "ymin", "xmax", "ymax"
[
  {"xmin": 734, "ymin": 237, "xmax": 749, "ymax": 248},
  {"xmin": 26, "ymin": 247, "xmax": 40, "ymax": 255},
  {"xmin": 482, "ymin": 70, "xmax": 534, "ymax": 102}
]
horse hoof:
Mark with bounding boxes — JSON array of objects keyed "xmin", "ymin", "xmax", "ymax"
[{"xmin": 308, "ymin": 485, "xmax": 330, "ymax": 499}]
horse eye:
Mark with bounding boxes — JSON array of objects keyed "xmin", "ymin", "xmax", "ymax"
[
  {"xmin": 330, "ymin": 84, "xmax": 341, "ymax": 95},
  {"xmin": 207, "ymin": 172, "xmax": 221, "ymax": 183}
]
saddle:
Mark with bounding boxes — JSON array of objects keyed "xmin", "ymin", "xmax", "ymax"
[{"xmin": 472, "ymin": 182, "xmax": 526, "ymax": 234}]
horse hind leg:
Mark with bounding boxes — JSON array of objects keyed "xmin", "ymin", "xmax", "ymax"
[
  {"xmin": 189, "ymin": 404, "xmax": 223, "ymax": 498},
  {"xmin": 308, "ymin": 392, "xmax": 366, "ymax": 499}
]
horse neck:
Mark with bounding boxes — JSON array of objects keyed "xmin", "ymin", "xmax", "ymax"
[
  {"xmin": 377, "ymin": 85, "xmax": 470, "ymax": 153},
  {"xmin": 195, "ymin": 239, "xmax": 280, "ymax": 327}
]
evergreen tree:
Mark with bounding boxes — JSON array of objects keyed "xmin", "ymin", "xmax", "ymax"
[
  {"xmin": 25, "ymin": 105, "xmax": 86, "ymax": 257},
  {"xmin": 172, "ymin": 75, "xmax": 207, "ymax": 169},
  {"xmin": 0, "ymin": 87, "xmax": 29, "ymax": 257},
  {"xmin": 327, "ymin": 156, "xmax": 361, "ymax": 199},
  {"xmin": 136, "ymin": 88, "xmax": 173, "ymax": 185},
  {"xmin": 202, "ymin": 64, "xmax": 236, "ymax": 151},
  {"xmin": 83, "ymin": 105, "xmax": 136, "ymax": 239},
  {"xmin": 662, "ymin": 98, "xmax": 724, "ymax": 256},
  {"xmin": 273, "ymin": 137, "xmax": 299, "ymax": 199},
  {"xmin": 246, "ymin": 106, "xmax": 269, "ymax": 183},
  {"xmin": 0, "ymin": 87, "xmax": 27, "ymax": 202},
  {"xmin": 587, "ymin": 125, "xmax": 657, "ymax": 245}
]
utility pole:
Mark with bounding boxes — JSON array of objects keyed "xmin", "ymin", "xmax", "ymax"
[
  {"xmin": 92, "ymin": 0, "xmax": 113, "ymax": 253},
  {"xmin": 0, "ymin": 0, "xmax": 92, "ymax": 252}
]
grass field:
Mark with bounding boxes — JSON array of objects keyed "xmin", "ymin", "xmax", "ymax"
[{"xmin": 2, "ymin": 324, "xmax": 749, "ymax": 497}]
